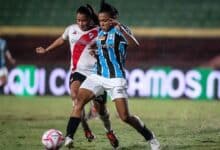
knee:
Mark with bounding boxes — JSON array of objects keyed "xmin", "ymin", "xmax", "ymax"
[
  {"xmin": 73, "ymin": 99, "xmax": 84, "ymax": 113},
  {"xmin": 119, "ymin": 114, "xmax": 130, "ymax": 123},
  {"xmin": 71, "ymin": 90, "xmax": 77, "ymax": 100}
]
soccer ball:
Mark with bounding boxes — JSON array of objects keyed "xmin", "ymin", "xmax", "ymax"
[{"xmin": 41, "ymin": 129, "xmax": 64, "ymax": 150}]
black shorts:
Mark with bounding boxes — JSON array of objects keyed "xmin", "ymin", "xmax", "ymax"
[
  {"xmin": 69, "ymin": 72, "xmax": 107, "ymax": 104},
  {"xmin": 69, "ymin": 72, "xmax": 86, "ymax": 86}
]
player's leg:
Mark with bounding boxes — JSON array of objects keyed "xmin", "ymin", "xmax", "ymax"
[
  {"xmin": 93, "ymin": 92, "xmax": 112, "ymax": 131},
  {"xmin": 81, "ymin": 107, "xmax": 95, "ymax": 142},
  {"xmin": 114, "ymin": 98, "xmax": 152, "ymax": 139},
  {"xmin": 65, "ymin": 75, "xmax": 103, "ymax": 148},
  {"xmin": 114, "ymin": 98, "xmax": 160, "ymax": 150},
  {"xmin": 93, "ymin": 92, "xmax": 119, "ymax": 148},
  {"xmin": 68, "ymin": 72, "xmax": 95, "ymax": 142},
  {"xmin": 86, "ymin": 101, "xmax": 98, "ymax": 119},
  {"xmin": 65, "ymin": 88, "xmax": 95, "ymax": 148}
]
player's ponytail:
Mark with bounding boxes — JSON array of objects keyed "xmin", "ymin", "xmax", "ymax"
[
  {"xmin": 86, "ymin": 4, "xmax": 99, "ymax": 25},
  {"xmin": 99, "ymin": 0, "xmax": 118, "ymax": 18}
]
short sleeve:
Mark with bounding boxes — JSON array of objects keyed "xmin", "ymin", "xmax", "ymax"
[
  {"xmin": 4, "ymin": 43, "xmax": 9, "ymax": 52},
  {"xmin": 0, "ymin": 39, "xmax": 8, "ymax": 53},
  {"xmin": 62, "ymin": 26, "xmax": 70, "ymax": 40}
]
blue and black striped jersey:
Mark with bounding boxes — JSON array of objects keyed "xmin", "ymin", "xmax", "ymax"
[
  {"xmin": 0, "ymin": 38, "xmax": 8, "ymax": 68},
  {"xmin": 95, "ymin": 27, "xmax": 127, "ymax": 78}
]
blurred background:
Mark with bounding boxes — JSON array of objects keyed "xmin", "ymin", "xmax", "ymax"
[{"xmin": 1, "ymin": 0, "xmax": 220, "ymax": 99}]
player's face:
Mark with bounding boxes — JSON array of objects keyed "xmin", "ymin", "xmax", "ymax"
[
  {"xmin": 98, "ymin": 12, "xmax": 112, "ymax": 32},
  {"xmin": 76, "ymin": 13, "xmax": 90, "ymax": 31}
]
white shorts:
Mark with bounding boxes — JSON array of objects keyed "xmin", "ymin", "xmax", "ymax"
[
  {"xmin": 80, "ymin": 74, "xmax": 128, "ymax": 100},
  {"xmin": 0, "ymin": 67, "xmax": 8, "ymax": 77}
]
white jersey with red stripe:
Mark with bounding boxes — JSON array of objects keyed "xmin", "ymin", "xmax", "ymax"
[{"xmin": 62, "ymin": 24, "xmax": 98, "ymax": 76}]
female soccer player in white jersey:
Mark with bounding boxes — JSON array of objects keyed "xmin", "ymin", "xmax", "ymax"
[
  {"xmin": 64, "ymin": 1, "xmax": 160, "ymax": 150},
  {"xmin": 36, "ymin": 4, "xmax": 119, "ymax": 148}
]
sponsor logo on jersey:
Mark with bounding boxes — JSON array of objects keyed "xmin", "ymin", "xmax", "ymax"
[{"xmin": 72, "ymin": 31, "xmax": 77, "ymax": 34}]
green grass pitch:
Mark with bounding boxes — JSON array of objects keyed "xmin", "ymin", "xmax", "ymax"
[{"xmin": 0, "ymin": 96, "xmax": 220, "ymax": 150}]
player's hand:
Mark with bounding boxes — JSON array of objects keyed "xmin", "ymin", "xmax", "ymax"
[
  {"xmin": 36, "ymin": 47, "xmax": 47, "ymax": 54},
  {"xmin": 109, "ymin": 18, "xmax": 121, "ymax": 29},
  {"xmin": 10, "ymin": 58, "xmax": 16, "ymax": 65}
]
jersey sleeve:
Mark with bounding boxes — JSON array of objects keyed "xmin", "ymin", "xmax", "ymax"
[
  {"xmin": 4, "ymin": 43, "xmax": 9, "ymax": 53},
  {"xmin": 114, "ymin": 27, "xmax": 127, "ymax": 44},
  {"xmin": 62, "ymin": 26, "xmax": 70, "ymax": 40},
  {"xmin": 1, "ymin": 39, "xmax": 8, "ymax": 53}
]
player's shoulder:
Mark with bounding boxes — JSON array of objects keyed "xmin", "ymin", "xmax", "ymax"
[
  {"xmin": 91, "ymin": 26, "xmax": 99, "ymax": 31},
  {"xmin": 0, "ymin": 38, "xmax": 6, "ymax": 46},
  {"xmin": 63, "ymin": 24, "xmax": 81, "ymax": 36},
  {"xmin": 88, "ymin": 26, "xmax": 99, "ymax": 36},
  {"xmin": 112, "ymin": 27, "xmax": 123, "ymax": 36},
  {"xmin": 65, "ymin": 24, "xmax": 78, "ymax": 30},
  {"xmin": 94, "ymin": 27, "xmax": 100, "ymax": 32},
  {"xmin": 0, "ymin": 38, "xmax": 6, "ymax": 43}
]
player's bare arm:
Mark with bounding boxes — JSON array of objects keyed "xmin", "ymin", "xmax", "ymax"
[
  {"xmin": 5, "ymin": 51, "xmax": 16, "ymax": 65},
  {"xmin": 36, "ymin": 36, "xmax": 65, "ymax": 54},
  {"xmin": 109, "ymin": 18, "xmax": 140, "ymax": 47}
]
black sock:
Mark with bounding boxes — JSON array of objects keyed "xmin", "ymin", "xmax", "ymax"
[
  {"xmin": 66, "ymin": 117, "xmax": 81, "ymax": 138},
  {"xmin": 139, "ymin": 125, "xmax": 153, "ymax": 141}
]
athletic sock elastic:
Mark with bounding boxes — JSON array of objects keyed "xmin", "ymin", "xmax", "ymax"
[{"xmin": 66, "ymin": 117, "xmax": 81, "ymax": 138}]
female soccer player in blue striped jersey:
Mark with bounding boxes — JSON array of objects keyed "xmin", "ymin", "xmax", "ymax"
[{"xmin": 64, "ymin": 1, "xmax": 160, "ymax": 150}]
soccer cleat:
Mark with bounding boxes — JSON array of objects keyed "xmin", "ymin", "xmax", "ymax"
[
  {"xmin": 106, "ymin": 130, "xmax": 119, "ymax": 149},
  {"xmin": 64, "ymin": 136, "xmax": 74, "ymax": 148},
  {"xmin": 84, "ymin": 130, "xmax": 95, "ymax": 142},
  {"xmin": 149, "ymin": 133, "xmax": 160, "ymax": 150}
]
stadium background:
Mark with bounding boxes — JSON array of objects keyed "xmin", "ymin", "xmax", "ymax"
[
  {"xmin": 1, "ymin": 1, "xmax": 220, "ymax": 150},
  {"xmin": 1, "ymin": 0, "xmax": 220, "ymax": 99}
]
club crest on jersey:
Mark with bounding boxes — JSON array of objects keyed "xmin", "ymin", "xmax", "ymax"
[{"xmin": 99, "ymin": 35, "xmax": 106, "ymax": 41}]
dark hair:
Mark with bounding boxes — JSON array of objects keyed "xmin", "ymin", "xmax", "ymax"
[
  {"xmin": 76, "ymin": 4, "xmax": 99, "ymax": 25},
  {"xmin": 99, "ymin": 0, "xmax": 119, "ymax": 18}
]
